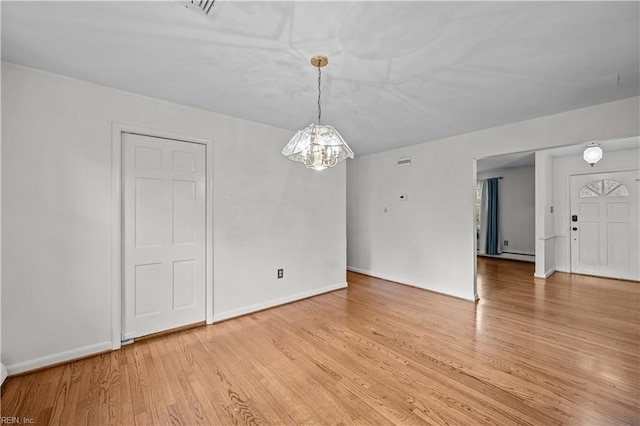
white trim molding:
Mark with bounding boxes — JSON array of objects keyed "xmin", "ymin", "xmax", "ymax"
[
  {"xmin": 111, "ymin": 123, "xmax": 214, "ymax": 350},
  {"xmin": 212, "ymin": 282, "xmax": 348, "ymax": 323},
  {"xmin": 534, "ymin": 268, "xmax": 556, "ymax": 279},
  {"xmin": 5, "ymin": 342, "xmax": 112, "ymax": 376}
]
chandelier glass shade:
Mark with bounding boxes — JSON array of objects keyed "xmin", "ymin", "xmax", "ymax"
[
  {"xmin": 583, "ymin": 143, "xmax": 603, "ymax": 167},
  {"xmin": 281, "ymin": 55, "xmax": 354, "ymax": 170},
  {"xmin": 282, "ymin": 123, "xmax": 354, "ymax": 170}
]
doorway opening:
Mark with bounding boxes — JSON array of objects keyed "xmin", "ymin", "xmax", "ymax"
[
  {"xmin": 473, "ymin": 136, "xmax": 640, "ymax": 300},
  {"xmin": 476, "ymin": 152, "xmax": 536, "ymax": 263}
]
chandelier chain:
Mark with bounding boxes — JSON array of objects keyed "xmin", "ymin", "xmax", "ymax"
[{"xmin": 317, "ymin": 65, "xmax": 322, "ymax": 124}]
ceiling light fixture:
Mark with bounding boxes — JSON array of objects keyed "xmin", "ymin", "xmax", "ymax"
[
  {"xmin": 583, "ymin": 143, "xmax": 603, "ymax": 167},
  {"xmin": 281, "ymin": 55, "xmax": 354, "ymax": 171}
]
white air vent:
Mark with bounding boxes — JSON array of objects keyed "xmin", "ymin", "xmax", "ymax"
[
  {"xmin": 179, "ymin": 0, "xmax": 217, "ymax": 17},
  {"xmin": 397, "ymin": 157, "xmax": 412, "ymax": 167}
]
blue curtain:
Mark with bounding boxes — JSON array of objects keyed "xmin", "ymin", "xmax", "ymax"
[{"xmin": 485, "ymin": 178, "xmax": 500, "ymax": 255}]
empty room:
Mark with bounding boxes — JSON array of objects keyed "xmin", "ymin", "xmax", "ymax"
[{"xmin": 1, "ymin": 1, "xmax": 639, "ymax": 425}]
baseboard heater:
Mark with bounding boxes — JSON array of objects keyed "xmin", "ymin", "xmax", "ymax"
[{"xmin": 501, "ymin": 251, "xmax": 535, "ymax": 256}]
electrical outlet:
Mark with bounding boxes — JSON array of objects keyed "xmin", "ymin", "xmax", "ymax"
[
  {"xmin": 277, "ymin": 268, "xmax": 283, "ymax": 279},
  {"xmin": 503, "ymin": 240, "xmax": 509, "ymax": 246}
]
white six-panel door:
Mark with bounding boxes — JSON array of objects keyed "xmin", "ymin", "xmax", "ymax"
[
  {"xmin": 122, "ymin": 133, "xmax": 206, "ymax": 340},
  {"xmin": 570, "ymin": 170, "xmax": 639, "ymax": 281}
]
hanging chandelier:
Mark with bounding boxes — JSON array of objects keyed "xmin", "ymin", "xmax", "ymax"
[
  {"xmin": 583, "ymin": 142, "xmax": 603, "ymax": 167},
  {"xmin": 281, "ymin": 55, "xmax": 354, "ymax": 170}
]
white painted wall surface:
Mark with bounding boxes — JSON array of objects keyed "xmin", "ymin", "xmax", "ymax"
[
  {"xmin": 534, "ymin": 151, "xmax": 556, "ymax": 278},
  {"xmin": 551, "ymin": 147, "xmax": 640, "ymax": 273},
  {"xmin": 1, "ymin": 63, "xmax": 346, "ymax": 373},
  {"xmin": 347, "ymin": 96, "xmax": 639, "ymax": 301},
  {"xmin": 478, "ymin": 166, "xmax": 535, "ymax": 256}
]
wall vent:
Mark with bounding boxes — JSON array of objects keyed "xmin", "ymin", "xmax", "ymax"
[
  {"xmin": 179, "ymin": 0, "xmax": 217, "ymax": 17},
  {"xmin": 397, "ymin": 157, "xmax": 412, "ymax": 167}
]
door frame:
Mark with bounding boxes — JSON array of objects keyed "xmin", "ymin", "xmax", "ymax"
[{"xmin": 111, "ymin": 123, "xmax": 214, "ymax": 350}]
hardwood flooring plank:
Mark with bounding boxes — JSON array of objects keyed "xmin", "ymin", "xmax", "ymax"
[{"xmin": 1, "ymin": 258, "xmax": 638, "ymax": 425}]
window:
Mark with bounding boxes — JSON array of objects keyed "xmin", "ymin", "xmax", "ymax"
[{"xmin": 579, "ymin": 179, "xmax": 629, "ymax": 198}]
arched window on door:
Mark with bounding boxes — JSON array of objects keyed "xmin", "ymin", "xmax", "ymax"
[{"xmin": 579, "ymin": 179, "xmax": 629, "ymax": 198}]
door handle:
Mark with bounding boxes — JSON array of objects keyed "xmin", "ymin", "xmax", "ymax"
[{"xmin": 572, "ymin": 227, "xmax": 578, "ymax": 231}]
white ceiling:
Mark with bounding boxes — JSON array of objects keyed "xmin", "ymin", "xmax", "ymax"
[
  {"xmin": 477, "ymin": 136, "xmax": 640, "ymax": 172},
  {"xmin": 2, "ymin": 1, "xmax": 639, "ymax": 156},
  {"xmin": 477, "ymin": 151, "xmax": 536, "ymax": 172},
  {"xmin": 546, "ymin": 135, "xmax": 640, "ymax": 159}
]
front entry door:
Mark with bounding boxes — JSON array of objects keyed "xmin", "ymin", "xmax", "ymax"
[
  {"xmin": 570, "ymin": 170, "xmax": 639, "ymax": 281},
  {"xmin": 122, "ymin": 133, "xmax": 206, "ymax": 340}
]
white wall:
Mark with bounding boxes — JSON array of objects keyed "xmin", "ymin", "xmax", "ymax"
[
  {"xmin": 478, "ymin": 166, "xmax": 535, "ymax": 255},
  {"xmin": 551, "ymin": 147, "xmax": 640, "ymax": 273},
  {"xmin": 347, "ymin": 96, "xmax": 639, "ymax": 301},
  {"xmin": 1, "ymin": 63, "xmax": 347, "ymax": 373},
  {"xmin": 535, "ymin": 151, "xmax": 556, "ymax": 278}
]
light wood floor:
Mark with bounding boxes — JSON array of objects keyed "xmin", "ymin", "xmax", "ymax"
[{"xmin": 2, "ymin": 258, "xmax": 639, "ymax": 425}]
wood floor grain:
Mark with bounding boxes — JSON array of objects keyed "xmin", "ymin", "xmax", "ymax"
[{"xmin": 2, "ymin": 258, "xmax": 639, "ymax": 425}]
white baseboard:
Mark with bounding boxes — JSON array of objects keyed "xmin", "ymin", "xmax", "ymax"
[
  {"xmin": 212, "ymin": 282, "xmax": 348, "ymax": 323},
  {"xmin": 5, "ymin": 341, "xmax": 112, "ymax": 376},
  {"xmin": 1, "ymin": 363, "xmax": 7, "ymax": 385},
  {"xmin": 534, "ymin": 267, "xmax": 556, "ymax": 279},
  {"xmin": 478, "ymin": 252, "xmax": 535, "ymax": 263},
  {"xmin": 347, "ymin": 266, "xmax": 372, "ymax": 276},
  {"xmin": 5, "ymin": 284, "xmax": 348, "ymax": 375},
  {"xmin": 347, "ymin": 267, "xmax": 476, "ymax": 302}
]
